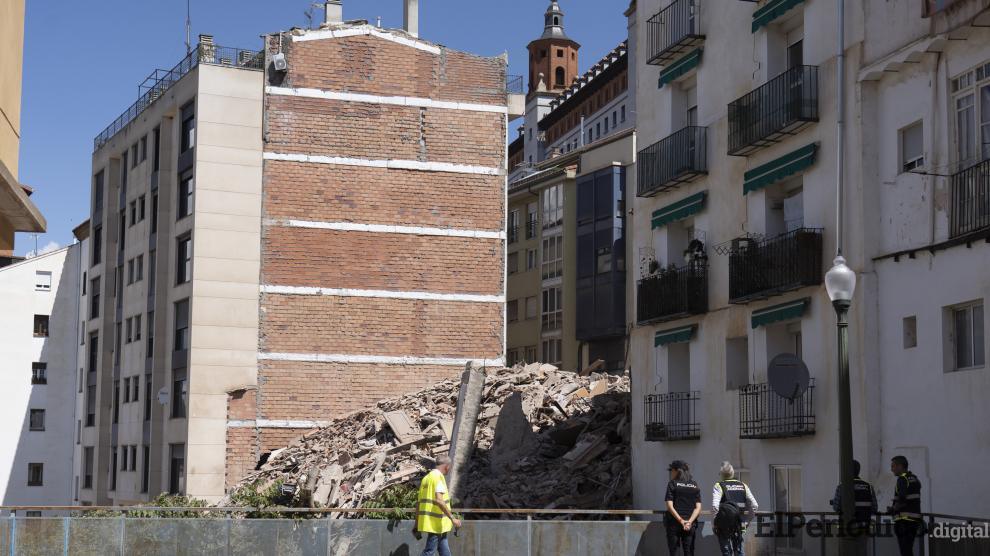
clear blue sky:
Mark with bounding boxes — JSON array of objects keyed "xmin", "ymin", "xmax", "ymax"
[{"xmin": 15, "ymin": 0, "xmax": 627, "ymax": 256}]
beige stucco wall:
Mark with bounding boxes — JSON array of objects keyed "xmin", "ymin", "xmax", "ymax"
[
  {"xmin": 0, "ymin": 0, "xmax": 24, "ymax": 179},
  {"xmin": 506, "ymin": 193, "xmax": 541, "ymax": 358},
  {"xmin": 186, "ymin": 64, "xmax": 263, "ymax": 501}
]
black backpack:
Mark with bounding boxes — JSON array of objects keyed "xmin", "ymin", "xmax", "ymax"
[{"xmin": 714, "ymin": 482, "xmax": 743, "ymax": 535}]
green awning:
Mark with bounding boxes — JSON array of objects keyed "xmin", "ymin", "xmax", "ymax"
[
  {"xmin": 658, "ymin": 49, "xmax": 703, "ymax": 88},
  {"xmin": 752, "ymin": 0, "xmax": 806, "ymax": 32},
  {"xmin": 751, "ymin": 297, "xmax": 811, "ymax": 329},
  {"xmin": 743, "ymin": 143, "xmax": 818, "ymax": 195},
  {"xmin": 655, "ymin": 325, "xmax": 697, "ymax": 347},
  {"xmin": 652, "ymin": 191, "xmax": 707, "ymax": 229}
]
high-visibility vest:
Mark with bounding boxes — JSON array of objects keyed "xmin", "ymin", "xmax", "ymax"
[
  {"xmin": 893, "ymin": 472, "xmax": 922, "ymax": 522},
  {"xmin": 416, "ymin": 469, "xmax": 453, "ymax": 534}
]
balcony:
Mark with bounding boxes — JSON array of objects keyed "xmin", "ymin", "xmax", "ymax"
[
  {"xmin": 645, "ymin": 391, "xmax": 701, "ymax": 441},
  {"xmin": 526, "ymin": 218, "xmax": 538, "ymax": 239},
  {"xmin": 508, "ymin": 225, "xmax": 519, "ymax": 244},
  {"xmin": 729, "ymin": 228, "xmax": 823, "ymax": 304},
  {"xmin": 950, "ymin": 158, "xmax": 990, "ymax": 238},
  {"xmin": 637, "ymin": 126, "xmax": 708, "ymax": 197},
  {"xmin": 646, "ymin": 0, "xmax": 705, "ymax": 66},
  {"xmin": 637, "ymin": 263, "xmax": 708, "ymax": 324},
  {"xmin": 728, "ymin": 65, "xmax": 819, "ymax": 156},
  {"xmin": 739, "ymin": 380, "xmax": 815, "ymax": 439}
]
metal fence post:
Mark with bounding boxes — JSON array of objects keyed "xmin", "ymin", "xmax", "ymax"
[
  {"xmin": 63, "ymin": 516, "xmax": 70, "ymax": 556},
  {"xmin": 527, "ymin": 515, "xmax": 532, "ymax": 556},
  {"xmin": 8, "ymin": 512, "xmax": 15, "ymax": 556},
  {"xmin": 624, "ymin": 516, "xmax": 630, "ymax": 556},
  {"xmin": 119, "ymin": 515, "xmax": 125, "ymax": 556}
]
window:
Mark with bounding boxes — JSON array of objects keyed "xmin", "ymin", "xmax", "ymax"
[
  {"xmin": 131, "ymin": 144, "xmax": 138, "ymax": 168},
  {"xmin": 176, "ymin": 236, "xmax": 192, "ymax": 284},
  {"xmin": 612, "ymin": 111, "xmax": 617, "ymax": 129},
  {"xmin": 144, "ymin": 377, "xmax": 152, "ymax": 421},
  {"xmin": 526, "ymin": 249, "xmax": 538, "ymax": 271},
  {"xmin": 541, "ymin": 286, "xmax": 563, "ymax": 331},
  {"xmin": 113, "ymin": 380, "xmax": 120, "ymax": 423},
  {"xmin": 508, "ymin": 252, "xmax": 519, "ymax": 274},
  {"xmin": 82, "ymin": 272, "xmax": 86, "ymax": 295},
  {"xmin": 92, "ymin": 225, "xmax": 102, "ymax": 266},
  {"xmin": 120, "ymin": 447, "xmax": 128, "ymax": 471},
  {"xmin": 32, "ymin": 363, "xmax": 47, "ymax": 385},
  {"xmin": 172, "ymin": 369, "xmax": 188, "ymax": 418},
  {"xmin": 541, "ymin": 184, "xmax": 563, "ymax": 229},
  {"xmin": 151, "ymin": 194, "xmax": 158, "ymax": 233},
  {"xmin": 135, "ymin": 314, "xmax": 142, "ymax": 342},
  {"xmin": 35, "ymin": 271, "xmax": 52, "ymax": 291},
  {"xmin": 174, "ymin": 299, "xmax": 190, "ymax": 351},
  {"xmin": 76, "ymin": 420, "xmax": 80, "ymax": 444},
  {"xmin": 140, "ymin": 135, "xmax": 148, "ymax": 162},
  {"xmin": 772, "ymin": 465, "xmax": 803, "ymax": 551},
  {"xmin": 180, "ymin": 103, "xmax": 196, "ymax": 152},
  {"xmin": 110, "ymin": 450, "xmax": 117, "ymax": 490},
  {"xmin": 129, "ymin": 201, "xmax": 137, "ymax": 227},
  {"xmin": 951, "ymin": 302, "xmax": 985, "ymax": 370},
  {"xmin": 507, "ymin": 299, "xmax": 519, "ymax": 322},
  {"xmin": 147, "ymin": 310, "xmax": 155, "ymax": 358},
  {"xmin": 90, "ymin": 277, "xmax": 100, "ymax": 319},
  {"xmin": 554, "ymin": 67, "xmax": 565, "ymax": 87},
  {"xmin": 596, "ymin": 122, "xmax": 601, "ymax": 139},
  {"xmin": 86, "ymin": 385, "xmax": 96, "ymax": 427},
  {"xmin": 541, "ymin": 338, "xmax": 562, "ymax": 366},
  {"xmin": 83, "ymin": 447, "xmax": 94, "ymax": 488},
  {"xmin": 152, "ymin": 127, "xmax": 161, "ymax": 171},
  {"xmin": 132, "ymin": 376, "xmax": 140, "ymax": 403},
  {"xmin": 136, "ymin": 254, "xmax": 144, "ymax": 282},
  {"xmin": 903, "ymin": 316, "xmax": 918, "ymax": 349},
  {"xmin": 900, "ymin": 121, "xmax": 925, "ymax": 172},
  {"xmin": 33, "ymin": 315, "xmax": 50, "ymax": 338},
  {"xmin": 726, "ymin": 337, "xmax": 749, "ymax": 390},
  {"xmin": 783, "ymin": 187, "xmax": 804, "ymax": 232},
  {"xmin": 148, "ymin": 250, "xmax": 157, "ymax": 290},
  {"xmin": 951, "ymin": 62, "xmax": 990, "ymax": 165},
  {"xmin": 27, "ymin": 464, "xmax": 43, "ymax": 487},
  {"xmin": 118, "ymin": 209, "xmax": 125, "ymax": 252},
  {"xmin": 125, "ymin": 318, "xmax": 133, "ymax": 344},
  {"xmin": 169, "ymin": 443, "xmax": 186, "ymax": 494},
  {"xmin": 527, "ymin": 202, "xmax": 538, "ymax": 239},
  {"xmin": 139, "ymin": 195, "xmax": 146, "ymax": 221},
  {"xmin": 542, "ymin": 236, "xmax": 563, "ymax": 280},
  {"xmin": 78, "ymin": 368, "xmax": 83, "ymax": 392},
  {"xmin": 127, "ymin": 259, "xmax": 134, "ymax": 285},
  {"xmin": 508, "ymin": 209, "xmax": 520, "ymax": 243},
  {"xmin": 621, "ymin": 105, "xmax": 626, "ymax": 123},
  {"xmin": 525, "ymin": 345, "xmax": 538, "ymax": 363},
  {"xmin": 93, "ymin": 171, "xmax": 105, "ymax": 214},
  {"xmin": 29, "ymin": 409, "xmax": 45, "ymax": 431},
  {"xmin": 141, "ymin": 445, "xmax": 150, "ymax": 493},
  {"xmin": 130, "ymin": 446, "xmax": 137, "ymax": 472},
  {"xmin": 525, "ymin": 296, "xmax": 538, "ymax": 320},
  {"xmin": 178, "ymin": 172, "xmax": 194, "ymax": 219},
  {"xmin": 123, "ymin": 377, "xmax": 131, "ymax": 403}
]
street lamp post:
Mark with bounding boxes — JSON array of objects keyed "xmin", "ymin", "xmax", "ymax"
[{"xmin": 826, "ymin": 256, "xmax": 857, "ymax": 550}]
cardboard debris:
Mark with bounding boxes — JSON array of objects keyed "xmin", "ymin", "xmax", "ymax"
[{"xmin": 223, "ymin": 364, "xmax": 631, "ymax": 514}]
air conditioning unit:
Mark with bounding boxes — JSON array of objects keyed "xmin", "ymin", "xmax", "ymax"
[{"xmin": 273, "ymin": 52, "xmax": 288, "ymax": 72}]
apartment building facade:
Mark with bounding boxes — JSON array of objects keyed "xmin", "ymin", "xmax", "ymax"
[
  {"xmin": 506, "ymin": 2, "xmax": 635, "ymax": 373},
  {"xmin": 0, "ymin": 239, "xmax": 85, "ymax": 513},
  {"xmin": 628, "ymin": 0, "xmax": 990, "ymax": 528},
  {"xmin": 80, "ymin": 3, "xmax": 508, "ymax": 504},
  {"xmin": 0, "ymin": 0, "xmax": 45, "ymax": 266}
]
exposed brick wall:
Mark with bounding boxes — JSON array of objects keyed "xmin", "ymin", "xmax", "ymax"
[
  {"xmin": 266, "ymin": 97, "xmax": 506, "ymax": 168},
  {"xmin": 263, "ymin": 161, "xmax": 504, "ymax": 231},
  {"xmin": 225, "ymin": 389, "xmax": 258, "ymax": 489},
  {"xmin": 282, "ymin": 34, "xmax": 508, "ymax": 106},
  {"xmin": 262, "ymin": 226, "xmax": 503, "ymax": 295},
  {"xmin": 258, "ymin": 361, "xmax": 463, "ymax": 420},
  {"xmin": 260, "ymin": 294, "xmax": 503, "ymax": 357}
]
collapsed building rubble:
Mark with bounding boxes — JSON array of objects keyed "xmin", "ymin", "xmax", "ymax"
[{"xmin": 225, "ymin": 363, "xmax": 631, "ymax": 513}]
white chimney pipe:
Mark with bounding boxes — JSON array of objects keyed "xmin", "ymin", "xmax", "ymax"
[
  {"xmin": 404, "ymin": 0, "xmax": 419, "ymax": 37},
  {"xmin": 325, "ymin": 0, "xmax": 342, "ymax": 24}
]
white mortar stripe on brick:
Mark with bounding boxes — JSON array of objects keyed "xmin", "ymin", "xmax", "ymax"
[
  {"xmin": 261, "ymin": 285, "xmax": 504, "ymax": 303},
  {"xmin": 292, "ymin": 26, "xmax": 443, "ymax": 55},
  {"xmin": 262, "ymin": 152, "xmax": 503, "ymax": 176},
  {"xmin": 266, "ymin": 86, "xmax": 507, "ymax": 114},
  {"xmin": 258, "ymin": 353, "xmax": 505, "ymax": 367},
  {"xmin": 264, "ymin": 218, "xmax": 505, "ymax": 240},
  {"xmin": 227, "ymin": 420, "xmax": 330, "ymax": 429}
]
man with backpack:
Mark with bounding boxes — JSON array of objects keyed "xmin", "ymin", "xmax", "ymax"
[{"xmin": 712, "ymin": 461, "xmax": 759, "ymax": 556}]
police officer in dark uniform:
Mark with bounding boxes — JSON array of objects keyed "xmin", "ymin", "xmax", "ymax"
[
  {"xmin": 664, "ymin": 460, "xmax": 702, "ymax": 556},
  {"xmin": 887, "ymin": 455, "xmax": 923, "ymax": 556},
  {"xmin": 829, "ymin": 459, "xmax": 878, "ymax": 534}
]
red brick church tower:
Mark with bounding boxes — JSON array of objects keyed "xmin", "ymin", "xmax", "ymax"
[{"xmin": 527, "ymin": 1, "xmax": 581, "ymax": 98}]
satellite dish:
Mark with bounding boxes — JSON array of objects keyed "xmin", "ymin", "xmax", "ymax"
[
  {"xmin": 157, "ymin": 387, "xmax": 170, "ymax": 406},
  {"xmin": 767, "ymin": 353, "xmax": 810, "ymax": 400}
]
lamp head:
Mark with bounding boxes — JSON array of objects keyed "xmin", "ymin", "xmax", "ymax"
[{"xmin": 825, "ymin": 256, "xmax": 856, "ymax": 304}]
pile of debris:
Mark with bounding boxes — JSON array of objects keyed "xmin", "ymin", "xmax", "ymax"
[{"xmin": 225, "ymin": 363, "xmax": 630, "ymax": 513}]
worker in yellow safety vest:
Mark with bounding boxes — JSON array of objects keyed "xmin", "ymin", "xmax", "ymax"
[{"xmin": 415, "ymin": 454, "xmax": 461, "ymax": 556}]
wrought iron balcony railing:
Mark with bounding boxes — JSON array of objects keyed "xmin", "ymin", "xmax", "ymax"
[
  {"xmin": 728, "ymin": 228, "xmax": 823, "ymax": 304},
  {"xmin": 739, "ymin": 380, "xmax": 815, "ymax": 439},
  {"xmin": 646, "ymin": 0, "xmax": 705, "ymax": 66},
  {"xmin": 508, "ymin": 225, "xmax": 519, "ymax": 244},
  {"xmin": 728, "ymin": 65, "xmax": 819, "ymax": 156},
  {"xmin": 950, "ymin": 157, "xmax": 990, "ymax": 238},
  {"xmin": 94, "ymin": 44, "xmax": 264, "ymax": 151},
  {"xmin": 637, "ymin": 126, "xmax": 708, "ymax": 197},
  {"xmin": 526, "ymin": 219, "xmax": 538, "ymax": 239},
  {"xmin": 637, "ymin": 263, "xmax": 708, "ymax": 324},
  {"xmin": 645, "ymin": 391, "xmax": 701, "ymax": 441}
]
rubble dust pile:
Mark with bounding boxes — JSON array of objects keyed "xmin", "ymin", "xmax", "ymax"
[{"xmin": 226, "ymin": 363, "xmax": 631, "ymax": 513}]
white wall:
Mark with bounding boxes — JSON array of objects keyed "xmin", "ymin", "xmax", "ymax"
[{"xmin": 0, "ymin": 245, "xmax": 81, "ymax": 512}]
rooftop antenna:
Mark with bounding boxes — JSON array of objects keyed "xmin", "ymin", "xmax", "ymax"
[{"xmin": 185, "ymin": 0, "xmax": 192, "ymax": 54}]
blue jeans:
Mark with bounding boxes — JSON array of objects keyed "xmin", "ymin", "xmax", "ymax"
[
  {"xmin": 717, "ymin": 532, "xmax": 744, "ymax": 556},
  {"xmin": 420, "ymin": 532, "xmax": 451, "ymax": 556}
]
